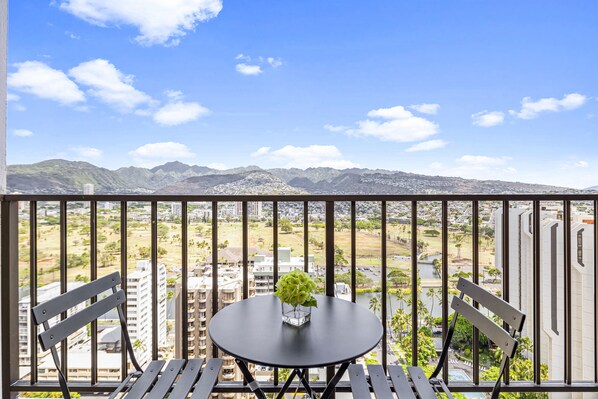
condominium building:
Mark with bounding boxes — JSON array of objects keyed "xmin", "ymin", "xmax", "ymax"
[
  {"xmin": 175, "ymin": 268, "xmax": 255, "ymax": 399},
  {"xmin": 18, "ymin": 282, "xmax": 86, "ymax": 367},
  {"xmin": 83, "ymin": 183, "xmax": 94, "ymax": 195},
  {"xmin": 494, "ymin": 208, "xmax": 595, "ymax": 398},
  {"xmin": 235, "ymin": 201, "xmax": 263, "ymax": 218},
  {"xmin": 253, "ymin": 247, "xmax": 315, "ymax": 295},
  {"xmin": 127, "ymin": 260, "xmax": 168, "ymax": 366}
]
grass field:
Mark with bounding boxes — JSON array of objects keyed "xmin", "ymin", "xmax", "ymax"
[{"xmin": 17, "ymin": 203, "xmax": 497, "ymax": 287}]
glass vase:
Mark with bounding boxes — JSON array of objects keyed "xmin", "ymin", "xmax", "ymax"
[{"xmin": 281, "ymin": 302, "xmax": 312, "ymax": 327}]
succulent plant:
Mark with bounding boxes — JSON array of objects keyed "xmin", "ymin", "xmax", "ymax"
[{"xmin": 275, "ymin": 269, "xmax": 318, "ymax": 308}]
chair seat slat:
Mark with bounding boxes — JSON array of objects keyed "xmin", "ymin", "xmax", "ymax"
[
  {"xmin": 387, "ymin": 366, "xmax": 416, "ymax": 399},
  {"xmin": 145, "ymin": 359, "xmax": 185, "ymax": 399},
  {"xmin": 124, "ymin": 360, "xmax": 166, "ymax": 399},
  {"xmin": 169, "ymin": 359, "xmax": 205, "ymax": 399},
  {"xmin": 190, "ymin": 358, "xmax": 223, "ymax": 399},
  {"xmin": 407, "ymin": 367, "xmax": 437, "ymax": 399},
  {"xmin": 348, "ymin": 364, "xmax": 372, "ymax": 399},
  {"xmin": 367, "ymin": 365, "xmax": 394, "ymax": 399}
]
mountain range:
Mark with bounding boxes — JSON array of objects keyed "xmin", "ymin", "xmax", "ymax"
[{"xmin": 6, "ymin": 159, "xmax": 582, "ymax": 195}]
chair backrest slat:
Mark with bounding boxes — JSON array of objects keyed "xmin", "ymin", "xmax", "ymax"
[
  {"xmin": 348, "ymin": 365, "xmax": 371, "ymax": 399},
  {"xmin": 38, "ymin": 289, "xmax": 126, "ymax": 351},
  {"xmin": 457, "ymin": 278, "xmax": 525, "ymax": 332},
  {"xmin": 451, "ymin": 296, "xmax": 517, "ymax": 357},
  {"xmin": 32, "ymin": 272, "xmax": 121, "ymax": 325}
]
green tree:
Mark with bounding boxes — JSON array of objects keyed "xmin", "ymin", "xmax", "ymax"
[
  {"xmin": 369, "ymin": 296, "xmax": 381, "ymax": 316},
  {"xmin": 279, "ymin": 218, "xmax": 293, "ymax": 234}
]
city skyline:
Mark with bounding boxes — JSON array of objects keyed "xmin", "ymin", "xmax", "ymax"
[{"xmin": 6, "ymin": 1, "xmax": 598, "ymax": 188}]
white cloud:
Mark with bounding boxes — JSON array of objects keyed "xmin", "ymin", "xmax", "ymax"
[
  {"xmin": 164, "ymin": 89, "xmax": 184, "ymax": 101},
  {"xmin": 573, "ymin": 161, "xmax": 589, "ymax": 168},
  {"xmin": 153, "ymin": 101, "xmax": 210, "ymax": 126},
  {"xmin": 346, "ymin": 105, "xmax": 439, "ymax": 142},
  {"xmin": 6, "ymin": 93, "xmax": 20, "ymax": 101},
  {"xmin": 509, "ymin": 93, "xmax": 587, "ymax": 119},
  {"xmin": 251, "ymin": 146, "xmax": 271, "ymax": 157},
  {"xmin": 71, "ymin": 146, "xmax": 103, "ymax": 159},
  {"xmin": 58, "ymin": 0, "xmax": 222, "ymax": 46},
  {"xmin": 471, "ymin": 110, "xmax": 505, "ymax": 127},
  {"xmin": 267, "ymin": 57, "xmax": 283, "ymax": 68},
  {"xmin": 457, "ymin": 155, "xmax": 511, "ymax": 166},
  {"xmin": 405, "ymin": 139, "xmax": 447, "ymax": 152},
  {"xmin": 129, "ymin": 142, "xmax": 195, "ymax": 166},
  {"xmin": 235, "ymin": 64, "xmax": 263, "ymax": 76},
  {"xmin": 65, "ymin": 31, "xmax": 80, "ymax": 39},
  {"xmin": 323, "ymin": 124, "xmax": 348, "ymax": 132},
  {"xmin": 69, "ymin": 59, "xmax": 153, "ymax": 112},
  {"xmin": 409, "ymin": 103, "xmax": 440, "ymax": 115},
  {"xmin": 14, "ymin": 129, "xmax": 33, "ymax": 137},
  {"xmin": 8, "ymin": 61, "xmax": 85, "ymax": 105},
  {"xmin": 251, "ymin": 144, "xmax": 358, "ymax": 169}
]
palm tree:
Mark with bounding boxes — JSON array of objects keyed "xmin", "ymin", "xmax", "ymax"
[
  {"xmin": 369, "ymin": 296, "xmax": 381, "ymax": 316},
  {"xmin": 426, "ymin": 288, "xmax": 437, "ymax": 319},
  {"xmin": 454, "ymin": 234, "xmax": 465, "ymax": 259}
]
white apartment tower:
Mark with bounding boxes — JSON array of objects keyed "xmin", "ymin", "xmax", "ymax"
[
  {"xmin": 83, "ymin": 183, "xmax": 94, "ymax": 195},
  {"xmin": 127, "ymin": 260, "xmax": 168, "ymax": 366},
  {"xmin": 495, "ymin": 208, "xmax": 595, "ymax": 398}
]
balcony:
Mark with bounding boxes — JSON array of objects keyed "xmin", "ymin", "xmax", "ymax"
[{"xmin": 2, "ymin": 193, "xmax": 598, "ymax": 397}]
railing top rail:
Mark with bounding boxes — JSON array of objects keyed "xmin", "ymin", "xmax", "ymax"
[{"xmin": 2, "ymin": 193, "xmax": 597, "ymax": 202}]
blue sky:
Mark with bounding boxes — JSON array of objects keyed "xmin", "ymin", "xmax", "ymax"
[{"xmin": 6, "ymin": 1, "xmax": 598, "ymax": 188}]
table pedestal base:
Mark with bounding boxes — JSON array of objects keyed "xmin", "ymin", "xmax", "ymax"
[{"xmin": 234, "ymin": 359, "xmax": 350, "ymax": 399}]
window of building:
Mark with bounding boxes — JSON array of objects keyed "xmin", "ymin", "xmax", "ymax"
[{"xmin": 577, "ymin": 229, "xmax": 584, "ymax": 266}]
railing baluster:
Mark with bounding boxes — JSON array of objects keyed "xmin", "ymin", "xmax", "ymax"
[
  {"xmin": 182, "ymin": 201, "xmax": 189, "ymax": 359},
  {"xmin": 120, "ymin": 201, "xmax": 128, "ymax": 379},
  {"xmin": 242, "ymin": 202, "xmax": 248, "ymax": 299},
  {"xmin": 325, "ymin": 201, "xmax": 335, "ymax": 394},
  {"xmin": 502, "ymin": 200, "xmax": 510, "ymax": 385},
  {"xmin": 304, "ymin": 201, "xmax": 309, "ymax": 273},
  {"xmin": 351, "ymin": 201, "xmax": 356, "ymax": 304},
  {"xmin": 90, "ymin": 200, "xmax": 98, "ymax": 384},
  {"xmin": 411, "ymin": 200, "xmax": 418, "ymax": 366},
  {"xmin": 211, "ymin": 201, "xmax": 218, "ymax": 359},
  {"xmin": 533, "ymin": 200, "xmax": 541, "ymax": 385},
  {"xmin": 30, "ymin": 201, "xmax": 38, "ymax": 384},
  {"xmin": 381, "ymin": 201, "xmax": 387, "ymax": 370},
  {"xmin": 273, "ymin": 201, "xmax": 278, "ymax": 385},
  {"xmin": 151, "ymin": 201, "xmax": 158, "ymax": 361},
  {"xmin": 441, "ymin": 200, "xmax": 449, "ymax": 382},
  {"xmin": 472, "ymin": 201, "xmax": 480, "ymax": 385},
  {"xmin": 59, "ymin": 200, "xmax": 68, "ymax": 380},
  {"xmin": 564, "ymin": 200, "xmax": 572, "ymax": 385}
]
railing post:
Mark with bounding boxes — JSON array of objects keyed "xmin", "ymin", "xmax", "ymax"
[
  {"xmin": 325, "ymin": 201, "xmax": 335, "ymax": 397},
  {"xmin": 1, "ymin": 200, "xmax": 19, "ymax": 399}
]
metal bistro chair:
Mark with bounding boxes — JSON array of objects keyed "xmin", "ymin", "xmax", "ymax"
[
  {"xmin": 32, "ymin": 271, "xmax": 223, "ymax": 399},
  {"xmin": 349, "ymin": 277, "xmax": 526, "ymax": 399}
]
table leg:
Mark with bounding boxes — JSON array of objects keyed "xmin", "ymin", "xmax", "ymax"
[
  {"xmin": 275, "ymin": 369, "xmax": 299, "ymax": 399},
  {"xmin": 319, "ymin": 362, "xmax": 350, "ymax": 399},
  {"xmin": 297, "ymin": 369, "xmax": 316, "ymax": 399},
  {"xmin": 234, "ymin": 359, "xmax": 268, "ymax": 399}
]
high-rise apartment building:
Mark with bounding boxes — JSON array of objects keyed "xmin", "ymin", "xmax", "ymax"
[
  {"xmin": 175, "ymin": 268, "xmax": 255, "ymax": 399},
  {"xmin": 83, "ymin": 183, "xmax": 94, "ymax": 195},
  {"xmin": 253, "ymin": 247, "xmax": 315, "ymax": 295},
  {"xmin": 494, "ymin": 208, "xmax": 595, "ymax": 398},
  {"xmin": 19, "ymin": 282, "xmax": 86, "ymax": 367},
  {"xmin": 127, "ymin": 260, "xmax": 168, "ymax": 366}
]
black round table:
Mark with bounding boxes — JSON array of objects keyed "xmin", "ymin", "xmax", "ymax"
[{"xmin": 208, "ymin": 294, "xmax": 382, "ymax": 399}]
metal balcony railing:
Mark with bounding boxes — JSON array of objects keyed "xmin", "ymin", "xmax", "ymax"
[{"xmin": 2, "ymin": 193, "xmax": 598, "ymax": 398}]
